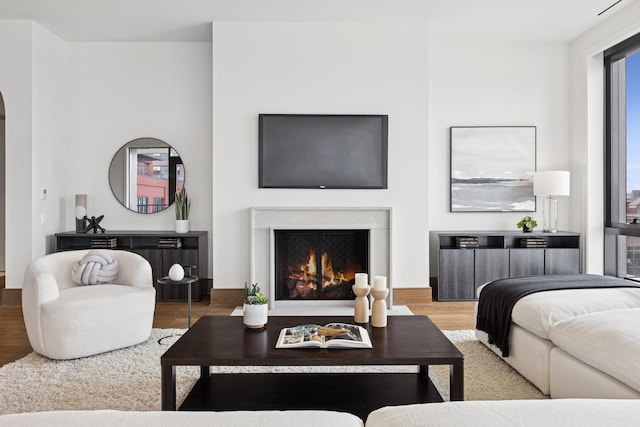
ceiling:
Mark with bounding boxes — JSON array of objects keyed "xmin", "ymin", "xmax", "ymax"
[{"xmin": 0, "ymin": 0, "xmax": 636, "ymax": 43}]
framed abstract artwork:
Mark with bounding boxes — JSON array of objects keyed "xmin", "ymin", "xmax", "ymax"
[{"xmin": 450, "ymin": 126, "xmax": 536, "ymax": 212}]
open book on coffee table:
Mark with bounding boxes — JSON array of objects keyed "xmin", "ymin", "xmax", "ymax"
[{"xmin": 276, "ymin": 322, "xmax": 372, "ymax": 349}]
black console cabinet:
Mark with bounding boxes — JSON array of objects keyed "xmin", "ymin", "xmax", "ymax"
[
  {"xmin": 429, "ymin": 231, "xmax": 581, "ymax": 301},
  {"xmin": 55, "ymin": 230, "xmax": 208, "ymax": 301}
]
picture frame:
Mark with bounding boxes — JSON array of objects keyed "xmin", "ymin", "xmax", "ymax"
[{"xmin": 450, "ymin": 126, "xmax": 536, "ymax": 212}]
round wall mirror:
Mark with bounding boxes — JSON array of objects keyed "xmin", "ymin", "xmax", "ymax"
[{"xmin": 109, "ymin": 137, "xmax": 185, "ymax": 214}]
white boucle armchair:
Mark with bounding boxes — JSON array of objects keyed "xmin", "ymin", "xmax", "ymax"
[{"xmin": 22, "ymin": 249, "xmax": 156, "ymax": 360}]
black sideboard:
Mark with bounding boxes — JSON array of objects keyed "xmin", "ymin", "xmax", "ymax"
[
  {"xmin": 55, "ymin": 230, "xmax": 208, "ymax": 301},
  {"xmin": 429, "ymin": 230, "xmax": 581, "ymax": 301}
]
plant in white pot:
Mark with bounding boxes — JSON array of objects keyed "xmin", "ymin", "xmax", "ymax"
[
  {"xmin": 175, "ymin": 187, "xmax": 190, "ymax": 233},
  {"xmin": 243, "ymin": 282, "xmax": 269, "ymax": 329}
]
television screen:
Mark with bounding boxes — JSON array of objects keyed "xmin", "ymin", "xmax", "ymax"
[{"xmin": 259, "ymin": 114, "xmax": 388, "ymax": 189}]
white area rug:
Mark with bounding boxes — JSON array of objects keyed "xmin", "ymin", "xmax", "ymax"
[
  {"xmin": 230, "ymin": 305, "xmax": 413, "ymax": 317},
  {"xmin": 0, "ymin": 329, "xmax": 545, "ymax": 415}
]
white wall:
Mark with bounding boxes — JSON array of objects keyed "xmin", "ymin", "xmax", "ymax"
[
  {"xmin": 32, "ymin": 24, "xmax": 68, "ymax": 257},
  {"xmin": 66, "ymin": 42, "xmax": 213, "ymax": 277},
  {"xmin": 212, "ymin": 22, "xmax": 430, "ymax": 288},
  {"xmin": 427, "ymin": 41, "xmax": 570, "ymax": 234}
]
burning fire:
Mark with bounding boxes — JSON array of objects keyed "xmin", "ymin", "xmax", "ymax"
[{"xmin": 290, "ymin": 248, "xmax": 350, "ymax": 290}]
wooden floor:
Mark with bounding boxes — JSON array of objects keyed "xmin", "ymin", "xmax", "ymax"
[{"xmin": 0, "ymin": 288, "xmax": 475, "ymax": 368}]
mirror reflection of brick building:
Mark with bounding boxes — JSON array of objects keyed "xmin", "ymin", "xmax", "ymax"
[{"xmin": 135, "ymin": 150, "xmax": 184, "ymax": 213}]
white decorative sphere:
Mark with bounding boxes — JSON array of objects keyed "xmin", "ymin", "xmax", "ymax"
[{"xmin": 168, "ymin": 263, "xmax": 185, "ymax": 281}]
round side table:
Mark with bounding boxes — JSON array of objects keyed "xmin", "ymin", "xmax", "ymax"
[{"xmin": 157, "ymin": 275, "xmax": 199, "ymax": 328}]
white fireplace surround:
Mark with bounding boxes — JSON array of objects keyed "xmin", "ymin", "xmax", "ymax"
[{"xmin": 250, "ymin": 207, "xmax": 392, "ymax": 309}]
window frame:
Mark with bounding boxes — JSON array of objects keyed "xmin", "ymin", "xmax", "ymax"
[{"xmin": 604, "ymin": 32, "xmax": 640, "ymax": 277}]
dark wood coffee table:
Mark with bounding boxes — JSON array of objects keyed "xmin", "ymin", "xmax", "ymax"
[{"xmin": 161, "ymin": 315, "xmax": 464, "ymax": 419}]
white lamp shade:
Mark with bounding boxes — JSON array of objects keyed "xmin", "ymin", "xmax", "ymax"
[{"xmin": 533, "ymin": 171, "xmax": 570, "ymax": 197}]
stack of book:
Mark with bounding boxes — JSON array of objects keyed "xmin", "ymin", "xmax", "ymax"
[
  {"xmin": 158, "ymin": 238, "xmax": 182, "ymax": 248},
  {"xmin": 455, "ymin": 236, "xmax": 479, "ymax": 248},
  {"xmin": 520, "ymin": 237, "xmax": 547, "ymax": 248},
  {"xmin": 90, "ymin": 237, "xmax": 117, "ymax": 249}
]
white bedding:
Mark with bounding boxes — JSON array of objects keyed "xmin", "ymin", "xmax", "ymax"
[
  {"xmin": 512, "ymin": 287, "xmax": 640, "ymax": 339},
  {"xmin": 549, "ymin": 307, "xmax": 640, "ymax": 392}
]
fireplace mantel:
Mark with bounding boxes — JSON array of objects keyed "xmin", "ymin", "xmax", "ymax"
[{"xmin": 250, "ymin": 207, "xmax": 392, "ymax": 309}]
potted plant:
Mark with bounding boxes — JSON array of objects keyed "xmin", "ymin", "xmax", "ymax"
[
  {"xmin": 516, "ymin": 216, "xmax": 538, "ymax": 233},
  {"xmin": 175, "ymin": 187, "xmax": 190, "ymax": 233},
  {"xmin": 243, "ymin": 282, "xmax": 269, "ymax": 329}
]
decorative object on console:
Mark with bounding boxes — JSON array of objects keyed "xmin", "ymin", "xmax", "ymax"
[
  {"xmin": 90, "ymin": 237, "xmax": 117, "ymax": 248},
  {"xmin": 516, "ymin": 215, "xmax": 538, "ymax": 233},
  {"xmin": 175, "ymin": 187, "xmax": 190, "ymax": 233},
  {"xmin": 371, "ymin": 276, "xmax": 388, "ymax": 327},
  {"xmin": 352, "ymin": 273, "xmax": 370, "ymax": 323},
  {"xmin": 84, "ymin": 214, "xmax": 106, "ymax": 234},
  {"xmin": 533, "ymin": 170, "xmax": 570, "ymax": 233},
  {"xmin": 456, "ymin": 236, "xmax": 479, "ymax": 248},
  {"xmin": 168, "ymin": 263, "xmax": 185, "ymax": 281},
  {"xmin": 243, "ymin": 282, "xmax": 269, "ymax": 329},
  {"xmin": 450, "ymin": 126, "xmax": 536, "ymax": 212},
  {"xmin": 75, "ymin": 194, "xmax": 87, "ymax": 232}
]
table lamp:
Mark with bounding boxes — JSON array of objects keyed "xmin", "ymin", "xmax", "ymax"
[{"xmin": 533, "ymin": 171, "xmax": 570, "ymax": 233}]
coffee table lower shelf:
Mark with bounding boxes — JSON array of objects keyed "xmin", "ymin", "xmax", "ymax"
[{"xmin": 179, "ymin": 372, "xmax": 443, "ymax": 420}]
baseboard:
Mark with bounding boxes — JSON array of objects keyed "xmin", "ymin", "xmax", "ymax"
[
  {"xmin": 393, "ymin": 287, "xmax": 432, "ymax": 304},
  {"xmin": 1, "ymin": 288, "xmax": 21, "ymax": 306},
  {"xmin": 209, "ymin": 287, "xmax": 432, "ymax": 306}
]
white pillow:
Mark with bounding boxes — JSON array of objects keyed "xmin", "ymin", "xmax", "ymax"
[{"xmin": 71, "ymin": 251, "xmax": 120, "ymax": 285}]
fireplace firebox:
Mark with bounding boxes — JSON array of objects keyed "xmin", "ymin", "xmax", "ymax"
[{"xmin": 274, "ymin": 229, "xmax": 369, "ymax": 301}]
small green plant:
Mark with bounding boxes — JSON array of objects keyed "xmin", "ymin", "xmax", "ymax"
[
  {"xmin": 175, "ymin": 187, "xmax": 190, "ymax": 220},
  {"xmin": 516, "ymin": 216, "xmax": 538, "ymax": 231},
  {"xmin": 244, "ymin": 282, "xmax": 268, "ymax": 305}
]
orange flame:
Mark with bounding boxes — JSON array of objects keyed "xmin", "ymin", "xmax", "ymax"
[{"xmin": 289, "ymin": 248, "xmax": 354, "ymax": 289}]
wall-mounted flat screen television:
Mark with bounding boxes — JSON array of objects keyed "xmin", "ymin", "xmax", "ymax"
[{"xmin": 259, "ymin": 114, "xmax": 388, "ymax": 189}]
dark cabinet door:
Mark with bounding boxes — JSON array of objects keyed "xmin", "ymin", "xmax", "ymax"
[
  {"xmin": 475, "ymin": 249, "xmax": 509, "ymax": 294},
  {"xmin": 438, "ymin": 249, "xmax": 475, "ymax": 300},
  {"xmin": 545, "ymin": 248, "xmax": 580, "ymax": 274},
  {"xmin": 509, "ymin": 249, "xmax": 545, "ymax": 277}
]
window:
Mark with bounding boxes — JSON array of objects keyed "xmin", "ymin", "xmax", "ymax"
[{"xmin": 605, "ymin": 32, "xmax": 640, "ymax": 279}]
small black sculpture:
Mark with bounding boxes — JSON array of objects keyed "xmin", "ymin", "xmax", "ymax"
[{"xmin": 83, "ymin": 215, "xmax": 106, "ymax": 234}]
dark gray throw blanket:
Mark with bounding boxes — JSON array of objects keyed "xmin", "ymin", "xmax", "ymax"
[{"xmin": 475, "ymin": 274, "xmax": 640, "ymax": 357}]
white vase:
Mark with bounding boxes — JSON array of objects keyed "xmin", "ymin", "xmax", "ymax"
[
  {"xmin": 243, "ymin": 303, "xmax": 268, "ymax": 329},
  {"xmin": 175, "ymin": 219, "xmax": 189, "ymax": 233}
]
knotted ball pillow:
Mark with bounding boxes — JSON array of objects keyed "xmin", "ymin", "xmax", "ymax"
[{"xmin": 71, "ymin": 250, "xmax": 120, "ymax": 285}]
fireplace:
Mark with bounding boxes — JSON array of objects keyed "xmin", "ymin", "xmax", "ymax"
[
  {"xmin": 250, "ymin": 207, "xmax": 392, "ymax": 309},
  {"xmin": 274, "ymin": 229, "xmax": 369, "ymax": 301}
]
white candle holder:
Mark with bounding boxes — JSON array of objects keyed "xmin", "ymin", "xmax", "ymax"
[
  {"xmin": 352, "ymin": 285, "xmax": 371, "ymax": 323},
  {"xmin": 371, "ymin": 288, "xmax": 389, "ymax": 328}
]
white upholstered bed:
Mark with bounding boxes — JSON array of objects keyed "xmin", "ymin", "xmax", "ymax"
[{"xmin": 475, "ymin": 277, "xmax": 640, "ymax": 398}]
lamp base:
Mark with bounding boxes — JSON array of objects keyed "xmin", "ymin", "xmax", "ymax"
[{"xmin": 541, "ymin": 196, "xmax": 559, "ymax": 235}]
